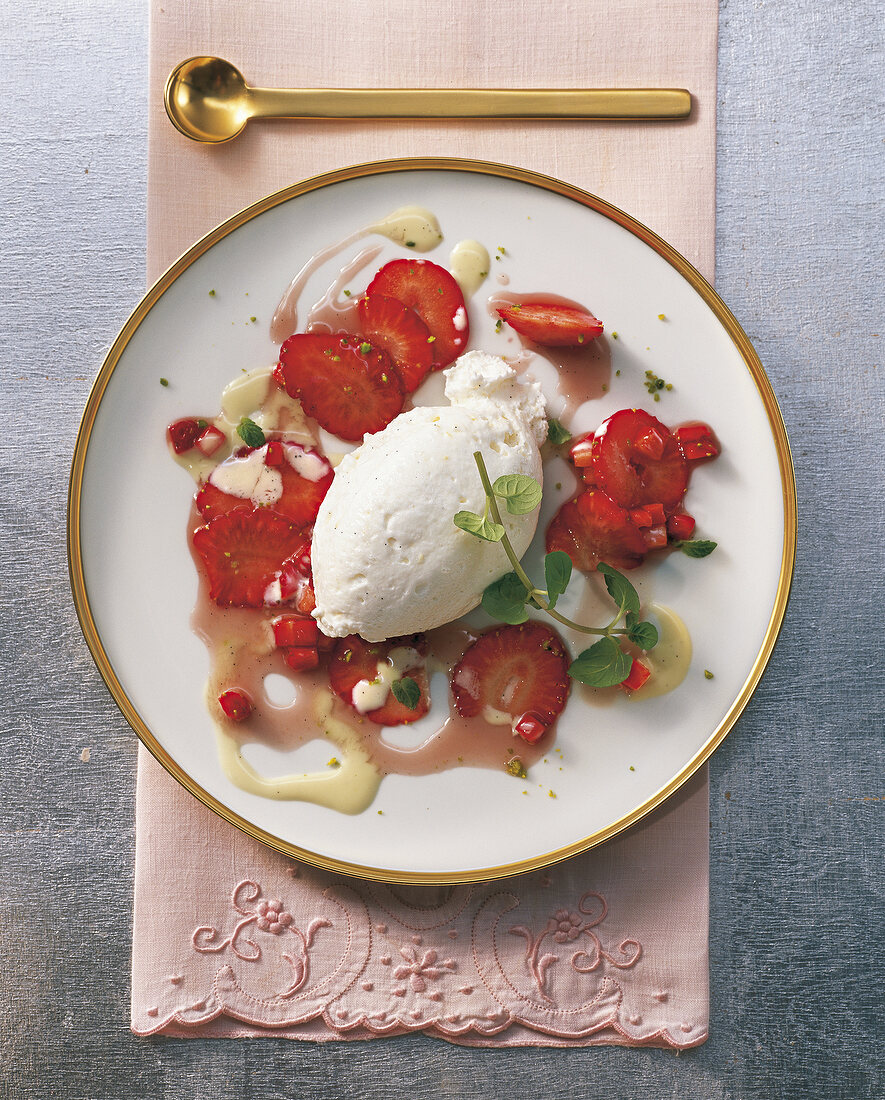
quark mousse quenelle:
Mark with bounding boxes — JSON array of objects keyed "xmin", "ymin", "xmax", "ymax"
[{"xmin": 312, "ymin": 351, "xmax": 547, "ymax": 642}]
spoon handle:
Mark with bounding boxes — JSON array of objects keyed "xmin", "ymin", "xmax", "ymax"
[{"xmin": 249, "ymin": 87, "xmax": 691, "ymax": 121}]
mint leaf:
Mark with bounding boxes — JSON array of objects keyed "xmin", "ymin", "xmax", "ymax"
[
  {"xmin": 597, "ymin": 562, "xmax": 640, "ymax": 616},
  {"xmin": 482, "ymin": 572, "xmax": 530, "ymax": 624},
  {"xmin": 237, "ymin": 416, "xmax": 266, "ymax": 448},
  {"xmin": 454, "ymin": 510, "xmax": 505, "ymax": 542},
  {"xmin": 627, "ymin": 619, "xmax": 659, "ymax": 650},
  {"xmin": 546, "ymin": 418, "xmax": 571, "ymax": 446},
  {"xmin": 544, "ymin": 551, "xmax": 572, "ymax": 610},
  {"xmin": 491, "ymin": 473, "xmax": 542, "ymax": 515},
  {"xmin": 676, "ymin": 539, "xmax": 717, "ymax": 558},
  {"xmin": 568, "ymin": 637, "xmax": 632, "ymax": 687},
  {"xmin": 391, "ymin": 677, "xmax": 421, "ymax": 710},
  {"xmin": 679, "ymin": 539, "xmax": 718, "ymax": 558}
]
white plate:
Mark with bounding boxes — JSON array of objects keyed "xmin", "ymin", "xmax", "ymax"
[{"xmin": 69, "ymin": 159, "xmax": 795, "ymax": 883}]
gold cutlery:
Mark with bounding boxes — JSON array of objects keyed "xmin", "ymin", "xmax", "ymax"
[{"xmin": 165, "ymin": 56, "xmax": 692, "ymax": 144}]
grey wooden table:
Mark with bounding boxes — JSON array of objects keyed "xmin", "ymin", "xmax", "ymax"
[{"xmin": 2, "ymin": 1, "xmax": 882, "ymax": 1096}]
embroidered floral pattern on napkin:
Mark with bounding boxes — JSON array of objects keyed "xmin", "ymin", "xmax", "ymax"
[{"xmin": 132, "ymin": 754, "xmax": 709, "ymax": 1047}]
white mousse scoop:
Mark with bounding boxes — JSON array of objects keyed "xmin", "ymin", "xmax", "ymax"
[{"xmin": 311, "ymin": 351, "xmax": 547, "ymax": 641}]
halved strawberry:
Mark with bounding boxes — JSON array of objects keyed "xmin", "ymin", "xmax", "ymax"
[
  {"xmin": 196, "ymin": 442, "xmax": 333, "ymax": 527},
  {"xmin": 193, "ymin": 508, "xmax": 307, "ymax": 607},
  {"xmin": 497, "ymin": 302, "xmax": 603, "ymax": 347},
  {"xmin": 450, "ymin": 622, "xmax": 570, "ymax": 741},
  {"xmin": 545, "ymin": 490, "xmax": 647, "ymax": 572},
  {"xmin": 357, "ymin": 293, "xmax": 434, "ymax": 392},
  {"xmin": 592, "ymin": 408, "xmax": 688, "ymax": 510},
  {"xmin": 276, "ymin": 333, "xmax": 404, "ymax": 442},
  {"xmin": 366, "ymin": 259, "xmax": 468, "ymax": 367},
  {"xmin": 329, "ymin": 635, "xmax": 430, "ymax": 726}
]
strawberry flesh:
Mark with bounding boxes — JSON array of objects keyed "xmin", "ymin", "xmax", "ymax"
[
  {"xmin": 276, "ymin": 332, "xmax": 404, "ymax": 442},
  {"xmin": 366, "ymin": 259, "xmax": 468, "ymax": 368},
  {"xmin": 196, "ymin": 442, "xmax": 333, "ymax": 527},
  {"xmin": 497, "ymin": 302, "xmax": 603, "ymax": 347},
  {"xmin": 592, "ymin": 408, "xmax": 688, "ymax": 510},
  {"xmin": 546, "ymin": 490, "xmax": 647, "ymax": 572},
  {"xmin": 329, "ymin": 635, "xmax": 430, "ymax": 726},
  {"xmin": 450, "ymin": 622, "xmax": 570, "ymax": 736},
  {"xmin": 193, "ymin": 508, "xmax": 308, "ymax": 607},
  {"xmin": 218, "ymin": 689, "xmax": 253, "ymax": 721},
  {"xmin": 168, "ymin": 417, "xmax": 208, "ymax": 454},
  {"xmin": 357, "ymin": 293, "xmax": 434, "ymax": 392}
]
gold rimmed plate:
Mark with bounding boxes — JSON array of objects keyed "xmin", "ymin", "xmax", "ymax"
[{"xmin": 68, "ymin": 159, "xmax": 796, "ymax": 883}]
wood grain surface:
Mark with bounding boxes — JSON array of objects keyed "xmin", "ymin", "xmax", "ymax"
[{"xmin": 1, "ymin": 0, "xmax": 882, "ymax": 1096}]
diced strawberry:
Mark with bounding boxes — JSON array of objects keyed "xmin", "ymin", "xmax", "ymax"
[
  {"xmin": 272, "ymin": 616, "xmax": 319, "ymax": 648},
  {"xmin": 633, "ymin": 425, "xmax": 666, "ymax": 461},
  {"xmin": 264, "ymin": 439, "xmax": 285, "ymax": 466},
  {"xmin": 366, "ymin": 259, "xmax": 468, "ymax": 367},
  {"xmin": 195, "ymin": 424, "xmax": 226, "ymax": 456},
  {"xmin": 667, "ymin": 511, "xmax": 696, "ymax": 540},
  {"xmin": 630, "ymin": 507, "xmax": 653, "ymax": 528},
  {"xmin": 675, "ymin": 421, "xmax": 721, "ymax": 463},
  {"xmin": 195, "ymin": 442, "xmax": 333, "ymax": 528},
  {"xmin": 497, "ymin": 302, "xmax": 603, "ymax": 347},
  {"xmin": 283, "ymin": 646, "xmax": 320, "ymax": 672},
  {"xmin": 450, "ymin": 622, "xmax": 570, "ymax": 737},
  {"xmin": 193, "ymin": 508, "xmax": 307, "ymax": 607},
  {"xmin": 357, "ymin": 293, "xmax": 434, "ymax": 392},
  {"xmin": 569, "ymin": 434, "xmax": 595, "ymax": 467},
  {"xmin": 218, "ymin": 688, "xmax": 254, "ymax": 721},
  {"xmin": 642, "ymin": 524, "xmax": 668, "ymax": 550},
  {"xmin": 546, "ymin": 490, "xmax": 647, "ymax": 572},
  {"xmin": 167, "ymin": 417, "xmax": 208, "ymax": 454},
  {"xmin": 329, "ymin": 635, "xmax": 430, "ymax": 726},
  {"xmin": 592, "ymin": 408, "xmax": 688, "ymax": 510},
  {"xmin": 619, "ymin": 659, "xmax": 651, "ymax": 693},
  {"xmin": 512, "ymin": 711, "xmax": 549, "ymax": 744},
  {"xmin": 275, "ymin": 538, "xmax": 315, "ymax": 612},
  {"xmin": 276, "ymin": 332, "xmax": 404, "ymax": 442}
]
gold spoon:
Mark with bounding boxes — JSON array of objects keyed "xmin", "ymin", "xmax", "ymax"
[{"xmin": 165, "ymin": 56, "xmax": 692, "ymax": 144}]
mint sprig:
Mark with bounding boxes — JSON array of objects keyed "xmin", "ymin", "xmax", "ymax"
[{"xmin": 454, "ymin": 451, "xmax": 659, "ymax": 687}]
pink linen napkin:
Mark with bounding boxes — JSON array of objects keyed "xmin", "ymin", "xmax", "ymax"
[{"xmin": 132, "ymin": 0, "xmax": 718, "ymax": 1046}]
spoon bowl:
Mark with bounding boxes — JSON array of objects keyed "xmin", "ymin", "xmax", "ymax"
[{"xmin": 165, "ymin": 56, "xmax": 252, "ymax": 144}]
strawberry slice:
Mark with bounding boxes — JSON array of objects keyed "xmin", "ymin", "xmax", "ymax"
[
  {"xmin": 450, "ymin": 622, "xmax": 570, "ymax": 741},
  {"xmin": 497, "ymin": 302, "xmax": 603, "ymax": 347},
  {"xmin": 275, "ymin": 333, "xmax": 404, "ymax": 442},
  {"xmin": 329, "ymin": 635, "xmax": 430, "ymax": 726},
  {"xmin": 545, "ymin": 490, "xmax": 647, "ymax": 572},
  {"xmin": 366, "ymin": 259, "xmax": 468, "ymax": 367},
  {"xmin": 196, "ymin": 442, "xmax": 333, "ymax": 527},
  {"xmin": 592, "ymin": 408, "xmax": 688, "ymax": 510},
  {"xmin": 357, "ymin": 294, "xmax": 434, "ymax": 392},
  {"xmin": 193, "ymin": 508, "xmax": 308, "ymax": 607}
]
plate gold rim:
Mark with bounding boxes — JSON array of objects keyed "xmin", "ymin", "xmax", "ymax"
[{"xmin": 67, "ymin": 156, "xmax": 797, "ymax": 884}]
